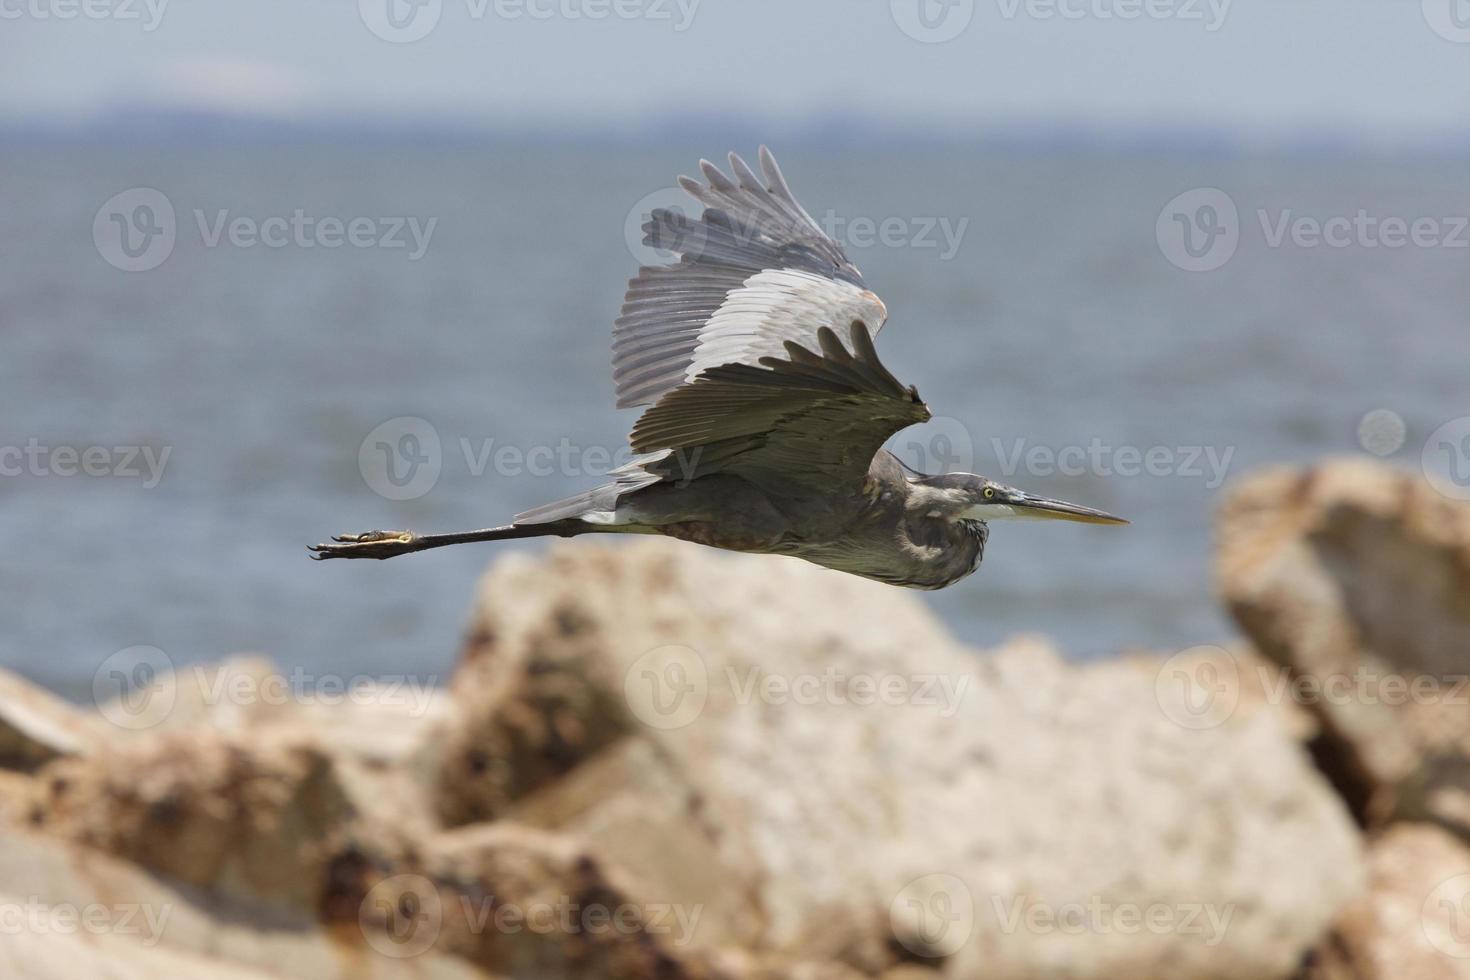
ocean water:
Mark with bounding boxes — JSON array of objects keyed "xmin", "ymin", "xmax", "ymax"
[{"xmin": 3, "ymin": 139, "xmax": 1466, "ymax": 697}]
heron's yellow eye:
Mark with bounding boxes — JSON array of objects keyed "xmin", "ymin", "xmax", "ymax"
[{"xmin": 984, "ymin": 488, "xmax": 995, "ymax": 499}]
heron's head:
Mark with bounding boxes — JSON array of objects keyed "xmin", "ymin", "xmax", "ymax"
[{"xmin": 913, "ymin": 472, "xmax": 1128, "ymax": 526}]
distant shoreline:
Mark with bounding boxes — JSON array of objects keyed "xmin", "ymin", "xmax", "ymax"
[{"xmin": 3, "ymin": 109, "xmax": 1469, "ymax": 160}]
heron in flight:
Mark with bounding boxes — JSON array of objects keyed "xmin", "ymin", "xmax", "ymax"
[{"xmin": 311, "ymin": 148, "xmax": 1125, "ymax": 588}]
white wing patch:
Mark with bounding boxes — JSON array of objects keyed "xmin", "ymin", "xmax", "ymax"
[{"xmin": 684, "ymin": 268, "xmax": 889, "ymax": 385}]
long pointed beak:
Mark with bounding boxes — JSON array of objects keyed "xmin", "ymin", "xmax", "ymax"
[{"xmin": 1005, "ymin": 490, "xmax": 1129, "ymax": 526}]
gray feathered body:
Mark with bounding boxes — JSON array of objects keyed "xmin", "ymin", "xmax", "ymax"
[{"xmin": 526, "ymin": 450, "xmax": 987, "ymax": 590}]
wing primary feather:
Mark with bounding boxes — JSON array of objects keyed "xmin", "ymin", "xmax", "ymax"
[
  {"xmin": 699, "ymin": 159, "xmax": 738, "ymax": 194},
  {"xmin": 610, "ymin": 149, "xmax": 892, "ymax": 412}
]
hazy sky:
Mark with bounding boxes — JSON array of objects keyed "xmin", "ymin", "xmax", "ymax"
[{"xmin": 4, "ymin": 0, "xmax": 1469, "ymax": 138}]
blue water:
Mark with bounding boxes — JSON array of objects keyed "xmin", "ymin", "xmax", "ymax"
[{"xmin": 4, "ymin": 139, "xmax": 1466, "ymax": 697}]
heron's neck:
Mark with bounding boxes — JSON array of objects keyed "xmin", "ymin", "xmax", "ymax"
[
  {"xmin": 903, "ymin": 480, "xmax": 972, "ymax": 522},
  {"xmin": 901, "ymin": 508, "xmax": 988, "ymax": 586}
]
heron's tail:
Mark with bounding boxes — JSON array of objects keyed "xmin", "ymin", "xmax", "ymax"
[
  {"xmin": 514, "ymin": 451, "xmax": 672, "ymax": 526},
  {"xmin": 514, "ymin": 492, "xmax": 612, "ymax": 526}
]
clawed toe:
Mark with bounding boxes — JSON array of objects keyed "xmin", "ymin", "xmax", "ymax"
[
  {"xmin": 331, "ymin": 531, "xmax": 394, "ymax": 544},
  {"xmin": 308, "ymin": 530, "xmax": 419, "ymax": 561}
]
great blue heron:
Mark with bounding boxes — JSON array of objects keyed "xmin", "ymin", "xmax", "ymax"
[{"xmin": 310, "ymin": 148, "xmax": 1125, "ymax": 588}]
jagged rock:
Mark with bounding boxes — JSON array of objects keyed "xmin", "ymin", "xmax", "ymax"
[
  {"xmin": 421, "ymin": 823, "xmax": 724, "ymax": 978},
  {"xmin": 1217, "ymin": 458, "xmax": 1470, "ymax": 830},
  {"xmin": 1120, "ymin": 642, "xmax": 1321, "ymax": 743},
  {"xmin": 436, "ymin": 594, "xmax": 638, "ymax": 826},
  {"xmin": 0, "ymin": 819, "xmax": 482, "ymax": 980},
  {"xmin": 111, "ymin": 655, "xmax": 285, "ymax": 731},
  {"xmin": 437, "ymin": 538, "xmax": 961, "ymax": 827},
  {"xmin": 95, "ymin": 654, "xmax": 451, "ymax": 768},
  {"xmin": 83, "ymin": 653, "xmax": 450, "ymax": 851},
  {"xmin": 0, "ymin": 667, "xmax": 101, "ymax": 770},
  {"xmin": 317, "ymin": 819, "xmax": 886, "ymax": 980},
  {"xmin": 30, "ymin": 729, "xmax": 357, "ymax": 913},
  {"xmin": 503, "ymin": 736, "xmax": 763, "ymax": 954},
  {"xmin": 1300, "ymin": 823, "xmax": 1470, "ymax": 980},
  {"xmin": 436, "ymin": 538, "xmax": 1364, "ymax": 980},
  {"xmin": 0, "ymin": 914, "xmax": 286, "ymax": 980}
]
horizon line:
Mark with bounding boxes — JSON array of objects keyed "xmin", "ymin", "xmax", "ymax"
[{"xmin": 2, "ymin": 106, "xmax": 1467, "ymax": 157}]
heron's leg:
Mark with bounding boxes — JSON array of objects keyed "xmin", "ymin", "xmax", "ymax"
[{"xmin": 309, "ymin": 521, "xmax": 589, "ymax": 561}]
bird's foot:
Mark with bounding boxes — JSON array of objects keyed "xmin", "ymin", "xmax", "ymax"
[{"xmin": 308, "ymin": 530, "xmax": 422, "ymax": 561}]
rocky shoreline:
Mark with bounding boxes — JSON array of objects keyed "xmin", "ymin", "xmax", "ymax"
[{"xmin": 2, "ymin": 457, "xmax": 1468, "ymax": 979}]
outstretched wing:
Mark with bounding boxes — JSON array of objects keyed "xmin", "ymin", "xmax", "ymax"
[
  {"xmin": 630, "ymin": 321, "xmax": 930, "ymax": 490},
  {"xmin": 612, "ymin": 148, "xmax": 925, "ymax": 490},
  {"xmin": 519, "ymin": 150, "xmax": 921, "ymax": 526},
  {"xmin": 613, "ymin": 146, "xmax": 889, "ymax": 410}
]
